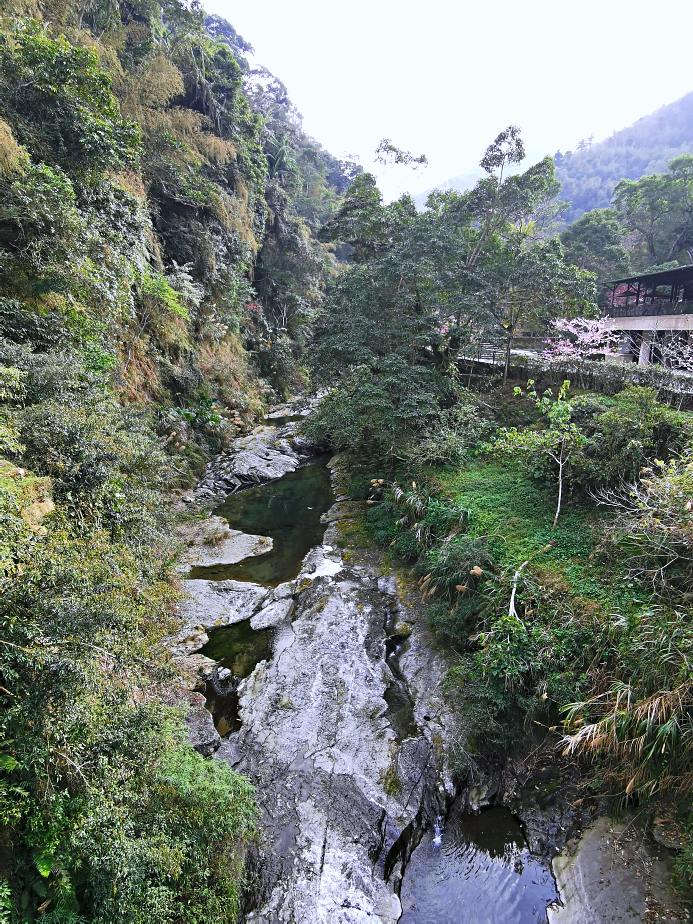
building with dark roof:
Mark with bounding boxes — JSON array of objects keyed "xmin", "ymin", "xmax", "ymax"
[{"xmin": 603, "ymin": 265, "xmax": 693, "ymax": 364}]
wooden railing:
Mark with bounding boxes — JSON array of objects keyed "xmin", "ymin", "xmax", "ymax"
[{"xmin": 606, "ymin": 300, "xmax": 693, "ymax": 319}]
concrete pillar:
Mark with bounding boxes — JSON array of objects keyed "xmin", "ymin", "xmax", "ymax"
[
  {"xmin": 638, "ymin": 331, "xmax": 653, "ymax": 366},
  {"xmin": 614, "ymin": 335, "xmax": 633, "ymax": 363}
]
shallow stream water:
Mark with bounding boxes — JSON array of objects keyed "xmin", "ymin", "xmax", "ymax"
[
  {"xmin": 399, "ymin": 804, "xmax": 557, "ymax": 924},
  {"xmin": 189, "ymin": 457, "xmax": 333, "ymax": 586},
  {"xmin": 196, "ymin": 453, "xmax": 334, "ymax": 733}
]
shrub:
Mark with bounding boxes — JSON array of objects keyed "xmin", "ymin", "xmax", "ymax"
[
  {"xmin": 0, "ymin": 487, "xmax": 257, "ymax": 922},
  {"xmin": 596, "ymin": 453, "xmax": 693, "ymax": 603},
  {"xmin": 304, "ymin": 358, "xmax": 454, "ymax": 466},
  {"xmin": 571, "ymin": 386, "xmax": 691, "ymax": 490},
  {"xmin": 0, "ymin": 21, "xmax": 141, "ymax": 175}
]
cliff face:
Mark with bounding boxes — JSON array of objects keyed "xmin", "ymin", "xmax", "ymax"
[
  {"xmin": 0, "ymin": 0, "xmax": 351, "ymax": 452},
  {"xmin": 0, "ymin": 2, "xmax": 352, "ymax": 916}
]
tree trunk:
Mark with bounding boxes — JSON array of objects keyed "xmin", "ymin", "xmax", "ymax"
[
  {"xmin": 503, "ymin": 331, "xmax": 512, "ymax": 384},
  {"xmin": 553, "ymin": 448, "xmax": 564, "ymax": 529}
]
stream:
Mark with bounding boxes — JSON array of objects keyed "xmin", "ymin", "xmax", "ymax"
[
  {"xmin": 400, "ymin": 805, "xmax": 557, "ymax": 923},
  {"xmin": 182, "ymin": 411, "xmax": 563, "ymax": 922},
  {"xmin": 189, "ymin": 456, "xmax": 333, "ymax": 586}
]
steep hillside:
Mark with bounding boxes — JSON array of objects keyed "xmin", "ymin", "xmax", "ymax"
[
  {"xmin": 0, "ymin": 0, "xmax": 350, "ymax": 917},
  {"xmin": 556, "ymin": 91, "xmax": 693, "ymax": 222}
]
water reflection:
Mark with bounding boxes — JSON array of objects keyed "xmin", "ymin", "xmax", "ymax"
[
  {"xmin": 200, "ymin": 621, "xmax": 273, "ymax": 734},
  {"xmin": 189, "ymin": 458, "xmax": 333, "ymax": 586},
  {"xmin": 400, "ymin": 805, "xmax": 556, "ymax": 924}
]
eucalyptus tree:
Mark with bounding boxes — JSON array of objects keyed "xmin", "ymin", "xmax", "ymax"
[
  {"xmin": 420, "ymin": 131, "xmax": 567, "ymax": 353},
  {"xmin": 478, "ymin": 233, "xmax": 597, "ymax": 380}
]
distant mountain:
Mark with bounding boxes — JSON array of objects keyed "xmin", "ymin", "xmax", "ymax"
[
  {"xmin": 413, "ymin": 167, "xmax": 484, "ymax": 208},
  {"xmin": 414, "ymin": 91, "xmax": 693, "ymax": 221},
  {"xmin": 556, "ymin": 91, "xmax": 693, "ymax": 222}
]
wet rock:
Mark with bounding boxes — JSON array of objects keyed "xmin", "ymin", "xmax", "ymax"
[
  {"xmin": 214, "ymin": 734, "xmax": 243, "ymax": 767},
  {"xmin": 298, "ymin": 543, "xmax": 342, "ymax": 582},
  {"xmin": 194, "ymin": 397, "xmax": 324, "ymax": 503},
  {"xmin": 653, "ymin": 815, "xmax": 687, "ymax": 851},
  {"xmin": 196, "ymin": 432, "xmax": 300, "ymax": 501},
  {"xmin": 231, "ymin": 508, "xmax": 440, "ymax": 921},
  {"xmin": 397, "ymin": 604, "xmax": 457, "ymax": 800},
  {"xmin": 184, "ymin": 691, "xmax": 221, "ymax": 757},
  {"xmin": 170, "ymin": 626, "xmax": 209, "ymax": 657},
  {"xmin": 271, "ymin": 582, "xmax": 293, "ymax": 601},
  {"xmin": 175, "ymin": 652, "xmax": 217, "ymax": 689},
  {"xmin": 548, "ymin": 816, "xmax": 685, "ymax": 924},
  {"xmin": 321, "ymin": 500, "xmax": 363, "ymax": 524},
  {"xmin": 467, "ymin": 780, "xmax": 498, "ymax": 812},
  {"xmin": 174, "ymin": 441, "xmax": 454, "ymax": 922}
]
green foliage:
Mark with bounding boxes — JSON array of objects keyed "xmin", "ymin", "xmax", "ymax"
[
  {"xmin": 364, "ymin": 380, "xmax": 692, "ymax": 830},
  {"xmin": 597, "ymin": 452, "xmax": 693, "ymax": 602},
  {"xmin": 560, "ymin": 208, "xmax": 631, "ymax": 293},
  {"xmin": 614, "ymin": 155, "xmax": 693, "ymax": 267},
  {"xmin": 0, "ymin": 21, "xmax": 141, "ymax": 175},
  {"xmin": 140, "ymin": 268, "xmax": 189, "ymax": 320},
  {"xmin": 0, "ymin": 159, "xmax": 81, "ymax": 278},
  {"xmin": 310, "ymin": 128, "xmax": 596, "ymax": 467},
  {"xmin": 570, "ymin": 386, "xmax": 692, "ymax": 490},
  {"xmin": 487, "ymin": 380, "xmax": 587, "ymax": 526},
  {"xmin": 305, "ymin": 359, "xmax": 454, "ymax": 464},
  {"xmin": 402, "ymin": 391, "xmax": 496, "ymax": 467},
  {"xmin": 0, "ymin": 383, "xmax": 258, "ymax": 918},
  {"xmin": 0, "ymin": 2, "xmax": 351, "ymax": 916}
]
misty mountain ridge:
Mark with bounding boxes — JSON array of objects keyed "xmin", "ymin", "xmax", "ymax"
[{"xmin": 414, "ymin": 90, "xmax": 693, "ymax": 220}]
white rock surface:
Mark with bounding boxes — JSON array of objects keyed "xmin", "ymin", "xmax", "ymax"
[
  {"xmin": 176, "ymin": 579, "xmax": 269, "ymax": 633},
  {"xmin": 235, "ymin": 513, "xmax": 451, "ymax": 923},
  {"xmin": 178, "ymin": 517, "xmax": 272, "ymax": 571},
  {"xmin": 250, "ymin": 597, "xmax": 295, "ymax": 630}
]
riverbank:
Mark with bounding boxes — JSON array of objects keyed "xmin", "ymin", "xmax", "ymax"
[{"xmin": 170, "ymin": 399, "xmax": 688, "ymax": 922}]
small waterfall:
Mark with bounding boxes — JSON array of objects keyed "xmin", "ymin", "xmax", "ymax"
[{"xmin": 431, "ymin": 816, "xmax": 444, "ymax": 849}]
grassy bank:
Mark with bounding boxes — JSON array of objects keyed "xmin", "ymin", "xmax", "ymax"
[{"xmin": 355, "ymin": 386, "xmax": 692, "ymax": 892}]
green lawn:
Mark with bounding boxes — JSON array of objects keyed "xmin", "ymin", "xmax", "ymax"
[{"xmin": 434, "ymin": 460, "xmax": 645, "ymax": 613}]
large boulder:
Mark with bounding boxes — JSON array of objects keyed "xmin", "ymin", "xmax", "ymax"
[{"xmin": 184, "ymin": 691, "xmax": 221, "ymax": 757}]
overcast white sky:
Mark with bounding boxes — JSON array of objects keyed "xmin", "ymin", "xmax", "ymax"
[{"xmin": 204, "ymin": 0, "xmax": 693, "ymax": 201}]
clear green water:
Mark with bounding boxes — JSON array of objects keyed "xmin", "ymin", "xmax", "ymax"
[
  {"xmin": 188, "ymin": 458, "xmax": 334, "ymax": 587},
  {"xmin": 199, "ymin": 622, "xmax": 274, "ymax": 735},
  {"xmin": 194, "ymin": 457, "xmax": 333, "ymax": 734},
  {"xmin": 200, "ymin": 621, "xmax": 273, "ymax": 675}
]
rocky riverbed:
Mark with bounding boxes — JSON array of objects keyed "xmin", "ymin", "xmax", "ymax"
[{"xmin": 169, "ymin": 400, "xmax": 687, "ymax": 923}]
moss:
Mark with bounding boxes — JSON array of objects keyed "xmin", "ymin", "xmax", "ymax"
[
  {"xmin": 380, "ymin": 763, "xmax": 402, "ymax": 797},
  {"xmin": 336, "ymin": 513, "xmax": 370, "ymax": 548}
]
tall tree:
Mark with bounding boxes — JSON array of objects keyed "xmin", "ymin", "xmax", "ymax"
[
  {"xmin": 613, "ymin": 155, "xmax": 693, "ymax": 267},
  {"xmin": 480, "ymin": 234, "xmax": 597, "ymax": 381},
  {"xmin": 561, "ymin": 208, "xmax": 632, "ymax": 294}
]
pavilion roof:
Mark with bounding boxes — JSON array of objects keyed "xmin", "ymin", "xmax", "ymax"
[{"xmin": 608, "ymin": 264, "xmax": 693, "ymax": 287}]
